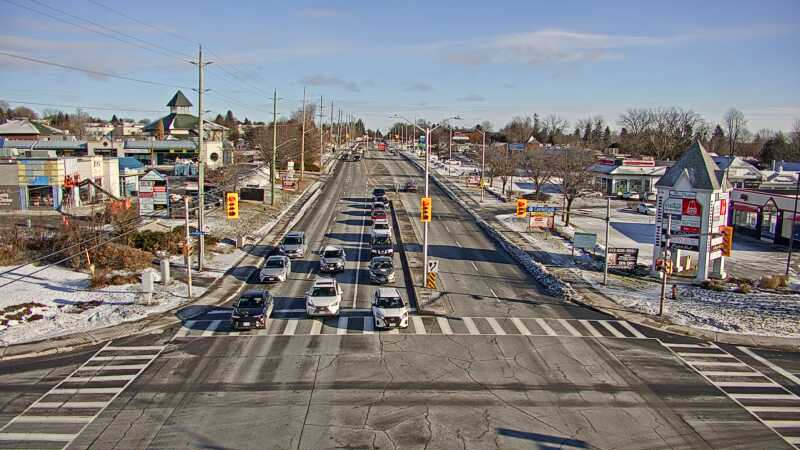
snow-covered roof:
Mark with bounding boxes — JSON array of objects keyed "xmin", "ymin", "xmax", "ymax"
[
  {"xmin": 656, "ymin": 141, "xmax": 729, "ymax": 190},
  {"xmin": 0, "ymin": 119, "xmax": 67, "ymax": 136}
]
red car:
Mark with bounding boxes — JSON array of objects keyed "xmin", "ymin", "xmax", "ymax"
[{"xmin": 371, "ymin": 207, "xmax": 387, "ymax": 221}]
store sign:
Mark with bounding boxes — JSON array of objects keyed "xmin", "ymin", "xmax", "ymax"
[
  {"xmin": 607, "ymin": 248, "xmax": 638, "ymax": 271},
  {"xmin": 529, "ymin": 215, "xmax": 553, "ymax": 229},
  {"xmin": 669, "ymin": 190, "xmax": 697, "ymax": 199},
  {"xmin": 682, "ymin": 198, "xmax": 702, "ymax": 216}
]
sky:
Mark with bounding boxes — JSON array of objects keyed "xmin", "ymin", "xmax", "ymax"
[{"xmin": 2, "ymin": 0, "xmax": 799, "ymax": 133}]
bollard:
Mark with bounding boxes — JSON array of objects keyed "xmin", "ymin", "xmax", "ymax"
[
  {"xmin": 140, "ymin": 268, "xmax": 156, "ymax": 305},
  {"xmin": 160, "ymin": 258, "xmax": 171, "ymax": 285}
]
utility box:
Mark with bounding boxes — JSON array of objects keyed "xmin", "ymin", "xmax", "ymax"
[
  {"xmin": 160, "ymin": 258, "xmax": 170, "ymax": 285},
  {"xmin": 140, "ymin": 268, "xmax": 156, "ymax": 305}
]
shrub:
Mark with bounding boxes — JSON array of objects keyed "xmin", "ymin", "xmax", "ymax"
[
  {"xmin": 736, "ymin": 283, "xmax": 752, "ymax": 294},
  {"xmin": 701, "ymin": 280, "xmax": 726, "ymax": 292},
  {"xmin": 759, "ymin": 275, "xmax": 780, "ymax": 290}
]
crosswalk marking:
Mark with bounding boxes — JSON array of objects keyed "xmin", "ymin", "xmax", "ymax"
[
  {"xmin": 77, "ymin": 364, "xmax": 147, "ymax": 371},
  {"xmin": 337, "ymin": 317, "xmax": 348, "ymax": 335},
  {"xmin": 557, "ymin": 319, "xmax": 581, "ymax": 337},
  {"xmin": 511, "ymin": 318, "xmax": 531, "ymax": 336},
  {"xmin": 486, "ymin": 317, "xmax": 505, "ymax": 335},
  {"xmin": 104, "ymin": 346, "xmax": 164, "ymax": 351},
  {"xmin": 51, "ymin": 387, "xmax": 123, "ymax": 395},
  {"xmin": 676, "ymin": 352, "xmax": 737, "ymax": 358},
  {"xmin": 436, "ymin": 317, "xmax": 453, "ymax": 335},
  {"xmin": 91, "ymin": 354, "xmax": 158, "ymax": 361},
  {"xmin": 32, "ymin": 401, "xmax": 108, "ymax": 409},
  {"xmin": 599, "ymin": 321, "xmax": 625, "ymax": 338},
  {"xmin": 617, "ymin": 321, "xmax": 647, "ymax": 339},
  {"xmin": 714, "ymin": 381, "xmax": 778, "ymax": 388},
  {"xmin": 13, "ymin": 416, "xmax": 93, "ymax": 424},
  {"xmin": 535, "ymin": 318, "xmax": 556, "ymax": 336},
  {"xmin": 579, "ymin": 320, "xmax": 603, "ymax": 337},
  {"xmin": 67, "ymin": 374, "xmax": 137, "ymax": 383},
  {"xmin": 283, "ymin": 320, "xmax": 298, "ymax": 336},
  {"xmin": 729, "ymin": 393, "xmax": 797, "ymax": 400},
  {"xmin": 202, "ymin": 320, "xmax": 221, "ymax": 337},
  {"xmin": 310, "ymin": 319, "xmax": 322, "ymax": 335},
  {"xmin": 787, "ymin": 436, "xmax": 800, "ymax": 444},
  {"xmin": 737, "ymin": 346, "xmax": 800, "ymax": 387},
  {"xmin": 462, "ymin": 317, "xmax": 480, "ymax": 335},
  {"xmin": 663, "ymin": 343, "xmax": 712, "ymax": 348},
  {"xmin": 412, "ymin": 316, "xmax": 426, "ymax": 334},
  {"xmin": 763, "ymin": 420, "xmax": 800, "ymax": 427},
  {"xmin": 174, "ymin": 320, "xmax": 194, "ymax": 338},
  {"xmin": 363, "ymin": 319, "xmax": 374, "ymax": 334},
  {"xmin": 0, "ymin": 432, "xmax": 77, "ymax": 442},
  {"xmin": 687, "ymin": 361, "xmax": 748, "ymax": 367},
  {"xmin": 748, "ymin": 406, "xmax": 800, "ymax": 413},
  {"xmin": 702, "ymin": 371, "xmax": 763, "ymax": 377}
]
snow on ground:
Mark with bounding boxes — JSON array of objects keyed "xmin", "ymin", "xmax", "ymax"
[{"xmin": 497, "ymin": 213, "xmax": 800, "ymax": 338}]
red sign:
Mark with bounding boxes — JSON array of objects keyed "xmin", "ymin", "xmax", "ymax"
[
  {"xmin": 719, "ymin": 199, "xmax": 727, "ymax": 216},
  {"xmin": 680, "ymin": 226, "xmax": 700, "ymax": 234},
  {"xmin": 682, "ymin": 199, "xmax": 701, "ymax": 216}
]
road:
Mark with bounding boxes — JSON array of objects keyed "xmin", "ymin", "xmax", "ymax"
[{"xmin": 0, "ymin": 148, "xmax": 798, "ymax": 450}]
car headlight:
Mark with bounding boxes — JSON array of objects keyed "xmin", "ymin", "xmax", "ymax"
[
  {"xmin": 231, "ymin": 314, "xmax": 240, "ymax": 319},
  {"xmin": 374, "ymin": 310, "xmax": 384, "ymax": 319},
  {"xmin": 337, "ymin": 262, "xmax": 344, "ymax": 267},
  {"xmin": 402, "ymin": 312, "xmax": 408, "ymax": 319},
  {"xmin": 306, "ymin": 299, "xmax": 315, "ymax": 307}
]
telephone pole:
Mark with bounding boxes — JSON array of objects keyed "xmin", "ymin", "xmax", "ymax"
[
  {"xmin": 337, "ymin": 109, "xmax": 342, "ymax": 148},
  {"xmin": 329, "ymin": 100, "xmax": 334, "ymax": 151},
  {"xmin": 271, "ymin": 89, "xmax": 278, "ymax": 206},
  {"xmin": 191, "ymin": 45, "xmax": 211, "ymax": 271},
  {"xmin": 318, "ymin": 95, "xmax": 324, "ymax": 165},
  {"xmin": 300, "ymin": 86, "xmax": 306, "ymax": 182}
]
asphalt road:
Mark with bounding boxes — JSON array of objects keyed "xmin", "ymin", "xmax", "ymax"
[{"xmin": 0, "ymin": 149, "xmax": 798, "ymax": 450}]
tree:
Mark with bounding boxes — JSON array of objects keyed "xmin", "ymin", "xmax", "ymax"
[
  {"xmin": 138, "ymin": 118, "xmax": 150, "ymax": 124},
  {"xmin": 0, "ymin": 100, "xmax": 8, "ymax": 124},
  {"xmin": 243, "ymin": 117, "xmax": 252, "ymax": 125},
  {"xmin": 602, "ymin": 126, "xmax": 611, "ymax": 146},
  {"xmin": 532, "ymin": 113, "xmax": 542, "ymax": 141},
  {"xmin": 760, "ymin": 132, "xmax": 792, "ymax": 163},
  {"xmin": 790, "ymin": 119, "xmax": 800, "ymax": 156},
  {"xmin": 501, "ymin": 116, "xmax": 534, "ymax": 143},
  {"xmin": 110, "ymin": 114, "xmax": 119, "ymax": 125},
  {"xmin": 557, "ymin": 148, "xmax": 596, "ymax": 226},
  {"xmin": 520, "ymin": 149, "xmax": 556, "ymax": 199},
  {"xmin": 542, "ymin": 114, "xmax": 569, "ymax": 144},
  {"xmin": 155, "ymin": 120, "xmax": 165, "ymax": 140},
  {"xmin": 214, "ymin": 114, "xmax": 225, "ymax": 126},
  {"xmin": 479, "ymin": 120, "xmax": 494, "ymax": 132},
  {"xmin": 68, "ymin": 108, "xmax": 89, "ymax": 139},
  {"xmin": 9, "ymin": 106, "xmax": 37, "ymax": 120},
  {"xmin": 723, "ymin": 108, "xmax": 747, "ymax": 157},
  {"xmin": 709, "ymin": 125, "xmax": 725, "ymax": 153},
  {"xmin": 224, "ymin": 110, "xmax": 237, "ymax": 128}
]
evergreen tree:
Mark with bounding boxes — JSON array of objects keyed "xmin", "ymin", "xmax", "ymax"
[
  {"xmin": 110, "ymin": 114, "xmax": 119, "ymax": 125},
  {"xmin": 224, "ymin": 110, "xmax": 237, "ymax": 128},
  {"xmin": 243, "ymin": 117, "xmax": 251, "ymax": 125},
  {"xmin": 532, "ymin": 113, "xmax": 541, "ymax": 140},
  {"xmin": 760, "ymin": 132, "xmax": 790, "ymax": 163},
  {"xmin": 603, "ymin": 126, "xmax": 611, "ymax": 145},
  {"xmin": 709, "ymin": 125, "xmax": 725, "ymax": 153},
  {"xmin": 214, "ymin": 114, "xmax": 225, "ymax": 125},
  {"xmin": 582, "ymin": 122, "xmax": 592, "ymax": 143}
]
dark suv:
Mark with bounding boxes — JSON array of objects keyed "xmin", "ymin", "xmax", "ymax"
[{"xmin": 230, "ymin": 289, "xmax": 273, "ymax": 330}]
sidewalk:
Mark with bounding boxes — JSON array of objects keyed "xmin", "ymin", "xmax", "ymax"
[
  {"xmin": 0, "ymin": 160, "xmax": 337, "ymax": 360},
  {"xmin": 403, "ymin": 151, "xmax": 800, "ymax": 351}
]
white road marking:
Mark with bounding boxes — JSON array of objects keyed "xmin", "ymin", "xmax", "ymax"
[
  {"xmin": 282, "ymin": 320, "xmax": 298, "ymax": 336},
  {"xmin": 51, "ymin": 387, "xmax": 123, "ymax": 395},
  {"xmin": 599, "ymin": 321, "xmax": 625, "ymax": 338},
  {"xmin": 511, "ymin": 318, "xmax": 531, "ymax": 336},
  {"xmin": 747, "ymin": 406, "xmax": 800, "ymax": 413},
  {"xmin": 662, "ymin": 343, "xmax": 713, "ymax": 348},
  {"xmin": 688, "ymin": 361, "xmax": 748, "ymax": 367},
  {"xmin": 67, "ymin": 374, "xmax": 137, "ymax": 383},
  {"xmin": 557, "ymin": 319, "xmax": 582, "ymax": 337},
  {"xmin": 91, "ymin": 355, "xmax": 158, "ymax": 361},
  {"xmin": 714, "ymin": 381, "xmax": 779, "ymax": 388},
  {"xmin": 31, "ymin": 401, "xmax": 108, "ymax": 409},
  {"xmin": 737, "ymin": 346, "xmax": 800, "ymax": 387},
  {"xmin": 470, "ymin": 261, "xmax": 479, "ymax": 272},
  {"xmin": 105, "ymin": 345, "xmax": 165, "ymax": 351},
  {"xmin": 412, "ymin": 316, "xmax": 426, "ymax": 334},
  {"xmin": 202, "ymin": 320, "xmax": 222, "ymax": 337},
  {"xmin": 676, "ymin": 352, "xmax": 737, "ymax": 358},
  {"xmin": 444, "ymin": 224, "xmax": 451, "ymax": 233},
  {"xmin": 729, "ymin": 393, "xmax": 798, "ymax": 400},
  {"xmin": 701, "ymin": 371, "xmax": 762, "ymax": 377},
  {"xmin": 337, "ymin": 317, "xmax": 348, "ymax": 334},
  {"xmin": 488, "ymin": 288, "xmax": 499, "ymax": 299},
  {"xmin": 310, "ymin": 320, "xmax": 322, "ymax": 335},
  {"xmin": 763, "ymin": 420, "xmax": 800, "ymax": 428},
  {"xmin": 455, "ymin": 240, "xmax": 462, "ymax": 247},
  {"xmin": 485, "ymin": 317, "xmax": 506, "ymax": 335},
  {"xmin": 351, "ymin": 172, "xmax": 369, "ymax": 309},
  {"xmin": 462, "ymin": 317, "xmax": 480, "ymax": 335},
  {"xmin": 436, "ymin": 317, "xmax": 453, "ymax": 335},
  {"xmin": 77, "ymin": 364, "xmax": 147, "ymax": 371},
  {"xmin": 0, "ymin": 432, "xmax": 77, "ymax": 441},
  {"xmin": 535, "ymin": 318, "xmax": 556, "ymax": 336},
  {"xmin": 617, "ymin": 321, "xmax": 647, "ymax": 339},
  {"xmin": 173, "ymin": 321, "xmax": 194, "ymax": 338},
  {"xmin": 306, "ymin": 269, "xmax": 314, "ymax": 279},
  {"xmin": 579, "ymin": 320, "xmax": 603, "ymax": 337},
  {"xmin": 363, "ymin": 318, "xmax": 374, "ymax": 334},
  {"xmin": 12, "ymin": 416, "xmax": 93, "ymax": 424}
]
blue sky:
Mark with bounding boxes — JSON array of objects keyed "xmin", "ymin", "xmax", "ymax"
[{"xmin": 2, "ymin": 0, "xmax": 799, "ymax": 132}]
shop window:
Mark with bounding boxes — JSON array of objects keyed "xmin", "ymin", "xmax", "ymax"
[
  {"xmin": 733, "ymin": 210, "xmax": 757, "ymax": 230},
  {"xmin": 761, "ymin": 205, "xmax": 778, "ymax": 239}
]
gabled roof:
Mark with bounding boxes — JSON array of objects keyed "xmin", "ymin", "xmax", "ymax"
[
  {"xmin": 167, "ymin": 90, "xmax": 192, "ymax": 108},
  {"xmin": 143, "ymin": 114, "xmax": 227, "ymax": 133},
  {"xmin": 0, "ymin": 119, "xmax": 66, "ymax": 136},
  {"xmin": 655, "ymin": 141, "xmax": 730, "ymax": 191}
]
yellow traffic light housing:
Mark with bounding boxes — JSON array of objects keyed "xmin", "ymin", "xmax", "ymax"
[
  {"xmin": 226, "ymin": 192, "xmax": 239, "ymax": 219},
  {"xmin": 420, "ymin": 197, "xmax": 432, "ymax": 223},
  {"xmin": 516, "ymin": 198, "xmax": 527, "ymax": 218}
]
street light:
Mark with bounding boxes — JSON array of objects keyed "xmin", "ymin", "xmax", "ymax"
[
  {"xmin": 473, "ymin": 126, "xmax": 488, "ymax": 203},
  {"xmin": 390, "ymin": 113, "xmax": 462, "ymax": 288}
]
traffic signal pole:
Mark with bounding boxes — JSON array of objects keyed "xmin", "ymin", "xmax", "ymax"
[{"xmin": 423, "ymin": 127, "xmax": 431, "ymax": 287}]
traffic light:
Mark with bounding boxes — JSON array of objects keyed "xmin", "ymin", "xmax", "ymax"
[
  {"xmin": 516, "ymin": 199, "xmax": 528, "ymax": 218},
  {"xmin": 226, "ymin": 192, "xmax": 239, "ymax": 219},
  {"xmin": 420, "ymin": 197, "xmax": 432, "ymax": 223},
  {"xmin": 721, "ymin": 225, "xmax": 733, "ymax": 257}
]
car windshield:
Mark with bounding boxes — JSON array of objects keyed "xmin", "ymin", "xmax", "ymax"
[
  {"xmin": 283, "ymin": 236, "xmax": 302, "ymax": 245},
  {"xmin": 265, "ymin": 259, "xmax": 284, "ymax": 268},
  {"xmin": 311, "ymin": 286, "xmax": 337, "ymax": 297},
  {"xmin": 376, "ymin": 296, "xmax": 404, "ymax": 308},
  {"xmin": 372, "ymin": 260, "xmax": 393, "ymax": 270},
  {"xmin": 237, "ymin": 295, "xmax": 265, "ymax": 308},
  {"xmin": 373, "ymin": 189, "xmax": 385, "ymax": 196},
  {"xmin": 324, "ymin": 249, "xmax": 342, "ymax": 258},
  {"xmin": 375, "ymin": 224, "xmax": 389, "ymax": 230},
  {"xmin": 374, "ymin": 236, "xmax": 391, "ymax": 245}
]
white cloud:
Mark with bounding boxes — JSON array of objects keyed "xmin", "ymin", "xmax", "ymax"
[
  {"xmin": 405, "ymin": 82, "xmax": 434, "ymax": 92},
  {"xmin": 300, "ymin": 74, "xmax": 362, "ymax": 92}
]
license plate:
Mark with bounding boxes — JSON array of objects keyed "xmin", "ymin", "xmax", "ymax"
[{"xmin": 242, "ymin": 322, "xmax": 250, "ymax": 327}]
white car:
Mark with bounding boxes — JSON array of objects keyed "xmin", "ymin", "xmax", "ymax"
[
  {"xmin": 259, "ymin": 255, "xmax": 291, "ymax": 283},
  {"xmin": 371, "ymin": 287, "xmax": 409, "ymax": 329},
  {"xmin": 305, "ymin": 277, "xmax": 342, "ymax": 317},
  {"xmin": 636, "ymin": 202, "xmax": 656, "ymax": 215},
  {"xmin": 621, "ymin": 191, "xmax": 641, "ymax": 200},
  {"xmin": 371, "ymin": 218, "xmax": 392, "ymax": 238}
]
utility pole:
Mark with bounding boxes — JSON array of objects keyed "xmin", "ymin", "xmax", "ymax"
[
  {"xmin": 191, "ymin": 45, "xmax": 211, "ymax": 271},
  {"xmin": 337, "ymin": 109, "xmax": 342, "ymax": 149},
  {"xmin": 318, "ymin": 95, "xmax": 324, "ymax": 165},
  {"xmin": 271, "ymin": 89, "xmax": 278, "ymax": 206},
  {"xmin": 300, "ymin": 86, "xmax": 306, "ymax": 182},
  {"xmin": 448, "ymin": 127, "xmax": 453, "ymax": 177},
  {"xmin": 659, "ymin": 215, "xmax": 672, "ymax": 316},
  {"xmin": 330, "ymin": 100, "xmax": 334, "ymax": 152},
  {"xmin": 787, "ymin": 175, "xmax": 800, "ymax": 275},
  {"xmin": 423, "ymin": 126, "xmax": 431, "ymax": 286},
  {"xmin": 603, "ymin": 196, "xmax": 611, "ymax": 286},
  {"xmin": 480, "ymin": 130, "xmax": 486, "ymax": 203},
  {"xmin": 184, "ymin": 197, "xmax": 192, "ymax": 299}
]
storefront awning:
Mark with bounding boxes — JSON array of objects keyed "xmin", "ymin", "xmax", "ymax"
[{"xmin": 732, "ymin": 203, "xmax": 758, "ymax": 213}]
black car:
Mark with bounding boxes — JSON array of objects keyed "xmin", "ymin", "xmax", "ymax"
[
  {"xmin": 372, "ymin": 188, "xmax": 386, "ymax": 202},
  {"xmin": 230, "ymin": 289, "xmax": 274, "ymax": 330},
  {"xmin": 404, "ymin": 180, "xmax": 417, "ymax": 193}
]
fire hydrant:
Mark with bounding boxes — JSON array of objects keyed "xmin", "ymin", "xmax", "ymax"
[{"xmin": 671, "ymin": 285, "xmax": 678, "ymax": 300}]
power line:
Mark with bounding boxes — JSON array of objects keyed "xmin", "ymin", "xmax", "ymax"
[
  {"xmin": 5, "ymin": 100, "xmax": 162, "ymax": 114},
  {"xmin": 0, "ymin": 51, "xmax": 193, "ymax": 90}
]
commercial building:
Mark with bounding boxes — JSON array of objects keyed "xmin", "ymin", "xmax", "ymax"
[
  {"xmin": 728, "ymin": 188, "xmax": 800, "ymax": 247},
  {"xmin": 589, "ymin": 156, "xmax": 667, "ymax": 196}
]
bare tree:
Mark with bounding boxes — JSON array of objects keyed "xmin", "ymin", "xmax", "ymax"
[
  {"xmin": 618, "ymin": 108, "xmax": 654, "ymax": 151},
  {"xmin": 791, "ymin": 119, "xmax": 800, "ymax": 155},
  {"xmin": 542, "ymin": 114, "xmax": 569, "ymax": 144},
  {"xmin": 502, "ymin": 116, "xmax": 534, "ymax": 143},
  {"xmin": 520, "ymin": 149, "xmax": 556, "ymax": 200},
  {"xmin": 723, "ymin": 108, "xmax": 747, "ymax": 157},
  {"xmin": 557, "ymin": 148, "xmax": 596, "ymax": 226},
  {"xmin": 486, "ymin": 148, "xmax": 518, "ymax": 197},
  {"xmin": 647, "ymin": 107, "xmax": 704, "ymax": 160}
]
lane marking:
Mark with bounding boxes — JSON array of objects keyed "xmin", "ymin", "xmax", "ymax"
[
  {"xmin": 202, "ymin": 320, "xmax": 222, "ymax": 337},
  {"xmin": 536, "ymin": 318, "xmax": 556, "ymax": 336},
  {"xmin": 688, "ymin": 361, "xmax": 748, "ymax": 367},
  {"xmin": 412, "ymin": 316, "xmax": 426, "ymax": 334},
  {"xmin": 77, "ymin": 364, "xmax": 148, "ymax": 371},
  {"xmin": 714, "ymin": 382, "xmax": 779, "ymax": 388},
  {"xmin": 462, "ymin": 317, "xmax": 480, "ymax": 335},
  {"xmin": 470, "ymin": 262, "xmax": 479, "ymax": 272},
  {"xmin": 701, "ymin": 371, "xmax": 763, "ymax": 377},
  {"xmin": 12, "ymin": 416, "xmax": 93, "ymax": 424},
  {"xmin": 0, "ymin": 432, "xmax": 77, "ymax": 442},
  {"xmin": 104, "ymin": 345, "xmax": 165, "ymax": 351},
  {"xmin": 557, "ymin": 319, "xmax": 582, "ymax": 337},
  {"xmin": 173, "ymin": 320, "xmax": 194, "ymax": 338},
  {"xmin": 50, "ymin": 387, "xmax": 123, "ymax": 395},
  {"xmin": 662, "ymin": 343, "xmax": 713, "ymax": 348},
  {"xmin": 363, "ymin": 318, "xmax": 374, "ymax": 334},
  {"xmin": 617, "ymin": 321, "xmax": 647, "ymax": 339},
  {"xmin": 351, "ymin": 167, "xmax": 369, "ymax": 309},
  {"xmin": 91, "ymin": 355, "xmax": 158, "ymax": 361},
  {"xmin": 488, "ymin": 288, "xmax": 499, "ymax": 299},
  {"xmin": 763, "ymin": 420, "xmax": 800, "ymax": 428},
  {"xmin": 310, "ymin": 320, "xmax": 322, "ymax": 335},
  {"xmin": 676, "ymin": 352, "xmax": 737, "ymax": 358},
  {"xmin": 729, "ymin": 393, "xmax": 798, "ymax": 400},
  {"xmin": 444, "ymin": 224, "xmax": 451, "ymax": 233},
  {"xmin": 737, "ymin": 346, "xmax": 800, "ymax": 387},
  {"xmin": 337, "ymin": 316, "xmax": 348, "ymax": 335},
  {"xmin": 511, "ymin": 318, "xmax": 531, "ymax": 336},
  {"xmin": 436, "ymin": 317, "xmax": 453, "ymax": 335},
  {"xmin": 455, "ymin": 240, "xmax": 462, "ymax": 248},
  {"xmin": 282, "ymin": 320, "xmax": 298, "ymax": 336},
  {"xmin": 748, "ymin": 406, "xmax": 800, "ymax": 413},
  {"xmin": 67, "ymin": 375, "xmax": 137, "ymax": 383},
  {"xmin": 579, "ymin": 320, "xmax": 603, "ymax": 338},
  {"xmin": 485, "ymin": 317, "xmax": 506, "ymax": 335},
  {"xmin": 32, "ymin": 401, "xmax": 108, "ymax": 409},
  {"xmin": 306, "ymin": 269, "xmax": 314, "ymax": 280},
  {"xmin": 599, "ymin": 321, "xmax": 625, "ymax": 338}
]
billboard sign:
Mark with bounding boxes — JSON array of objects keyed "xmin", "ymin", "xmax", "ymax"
[
  {"xmin": 574, "ymin": 232, "xmax": 597, "ymax": 249},
  {"xmin": 607, "ymin": 248, "xmax": 638, "ymax": 271}
]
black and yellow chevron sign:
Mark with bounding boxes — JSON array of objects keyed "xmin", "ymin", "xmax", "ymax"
[{"xmin": 426, "ymin": 272, "xmax": 437, "ymax": 289}]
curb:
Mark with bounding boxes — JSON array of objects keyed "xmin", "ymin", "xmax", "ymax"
[{"xmin": 400, "ymin": 152, "xmax": 800, "ymax": 351}]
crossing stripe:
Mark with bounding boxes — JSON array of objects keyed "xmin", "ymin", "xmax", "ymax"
[
  {"xmin": 747, "ymin": 406, "xmax": 800, "ymax": 413},
  {"xmin": 412, "ymin": 316, "xmax": 426, "ymax": 334},
  {"xmin": 599, "ymin": 321, "xmax": 625, "ymax": 338},
  {"xmin": 104, "ymin": 346, "xmax": 164, "ymax": 352},
  {"xmin": 32, "ymin": 401, "xmax": 108, "ymax": 409},
  {"xmin": 579, "ymin": 320, "xmax": 603, "ymax": 337},
  {"xmin": 714, "ymin": 381, "xmax": 779, "ymax": 388},
  {"xmin": 13, "ymin": 416, "xmax": 93, "ymax": 424},
  {"xmin": 67, "ymin": 374, "xmax": 137, "ymax": 383},
  {"xmin": 50, "ymin": 387, "xmax": 123, "ymax": 395},
  {"xmin": 202, "ymin": 320, "xmax": 222, "ymax": 337},
  {"xmin": 687, "ymin": 361, "xmax": 748, "ymax": 367},
  {"xmin": 337, "ymin": 317, "xmax": 348, "ymax": 335},
  {"xmin": 511, "ymin": 318, "xmax": 531, "ymax": 336},
  {"xmin": 662, "ymin": 343, "xmax": 712, "ymax": 348},
  {"xmin": 763, "ymin": 420, "xmax": 800, "ymax": 427},
  {"xmin": 786, "ymin": 436, "xmax": 800, "ymax": 444},
  {"xmin": 617, "ymin": 321, "xmax": 647, "ymax": 339},
  {"xmin": 701, "ymin": 371, "xmax": 763, "ymax": 377},
  {"xmin": 174, "ymin": 321, "xmax": 194, "ymax": 338},
  {"xmin": 462, "ymin": 317, "xmax": 480, "ymax": 335},
  {"xmin": 309, "ymin": 319, "xmax": 322, "ymax": 335},
  {"xmin": 436, "ymin": 317, "xmax": 453, "ymax": 335},
  {"xmin": 486, "ymin": 317, "xmax": 505, "ymax": 335},
  {"xmin": 77, "ymin": 364, "xmax": 147, "ymax": 371},
  {"xmin": 737, "ymin": 346, "xmax": 800, "ymax": 387},
  {"xmin": 91, "ymin": 355, "xmax": 158, "ymax": 361},
  {"xmin": 729, "ymin": 393, "xmax": 798, "ymax": 400},
  {"xmin": 363, "ymin": 318, "xmax": 374, "ymax": 334},
  {"xmin": 535, "ymin": 318, "xmax": 556, "ymax": 336},
  {"xmin": 557, "ymin": 319, "xmax": 581, "ymax": 337},
  {"xmin": 229, "ymin": 330, "xmax": 240, "ymax": 336},
  {"xmin": 283, "ymin": 320, "xmax": 298, "ymax": 336},
  {"xmin": 0, "ymin": 432, "xmax": 76, "ymax": 442},
  {"xmin": 676, "ymin": 352, "xmax": 737, "ymax": 358}
]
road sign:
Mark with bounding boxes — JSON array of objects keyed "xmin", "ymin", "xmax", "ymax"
[
  {"xmin": 427, "ymin": 260, "xmax": 439, "ymax": 273},
  {"xmin": 509, "ymin": 143, "xmax": 526, "ymax": 151},
  {"xmin": 420, "ymin": 197, "xmax": 432, "ymax": 222},
  {"xmin": 607, "ymin": 248, "xmax": 638, "ymax": 271},
  {"xmin": 189, "ymin": 231, "xmax": 207, "ymax": 237},
  {"xmin": 426, "ymin": 272, "xmax": 437, "ymax": 289},
  {"xmin": 573, "ymin": 232, "xmax": 597, "ymax": 249},
  {"xmin": 225, "ymin": 192, "xmax": 239, "ymax": 219},
  {"xmin": 721, "ymin": 225, "xmax": 733, "ymax": 257},
  {"xmin": 515, "ymin": 199, "xmax": 527, "ymax": 217},
  {"xmin": 527, "ymin": 205, "xmax": 559, "ymax": 216}
]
